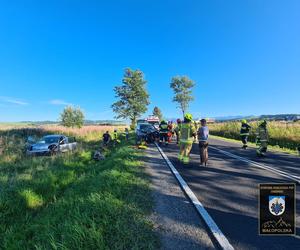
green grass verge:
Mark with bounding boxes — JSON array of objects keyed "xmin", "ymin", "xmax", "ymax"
[
  {"xmin": 210, "ymin": 135, "xmax": 299, "ymax": 155},
  {"xmin": 0, "ymin": 137, "xmax": 159, "ymax": 249}
]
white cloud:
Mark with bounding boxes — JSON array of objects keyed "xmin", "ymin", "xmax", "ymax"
[
  {"xmin": 0, "ymin": 96, "xmax": 29, "ymax": 106},
  {"xmin": 49, "ymin": 99, "xmax": 72, "ymax": 106}
]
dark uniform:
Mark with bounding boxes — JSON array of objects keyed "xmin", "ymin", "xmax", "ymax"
[
  {"xmin": 102, "ymin": 131, "xmax": 111, "ymax": 146},
  {"xmin": 159, "ymin": 121, "xmax": 169, "ymax": 145},
  {"xmin": 240, "ymin": 121, "xmax": 251, "ymax": 149},
  {"xmin": 174, "ymin": 119, "xmax": 182, "ymax": 144}
]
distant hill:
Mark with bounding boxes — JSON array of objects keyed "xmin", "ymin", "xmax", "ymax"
[
  {"xmin": 259, "ymin": 114, "xmax": 300, "ymax": 121},
  {"xmin": 215, "ymin": 114, "xmax": 300, "ymax": 122},
  {"xmin": 214, "ymin": 115, "xmax": 256, "ymax": 121},
  {"xmin": 15, "ymin": 120, "xmax": 127, "ymax": 125}
]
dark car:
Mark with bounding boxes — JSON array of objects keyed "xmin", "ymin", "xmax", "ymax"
[{"xmin": 135, "ymin": 123, "xmax": 159, "ymax": 144}]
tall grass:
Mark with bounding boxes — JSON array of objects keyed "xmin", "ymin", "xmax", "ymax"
[
  {"xmin": 0, "ymin": 125, "xmax": 158, "ymax": 249},
  {"xmin": 209, "ymin": 121, "xmax": 300, "ymax": 150}
]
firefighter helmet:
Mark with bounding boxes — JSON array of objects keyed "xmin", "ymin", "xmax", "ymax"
[
  {"xmin": 184, "ymin": 113, "xmax": 193, "ymax": 121},
  {"xmin": 260, "ymin": 120, "xmax": 267, "ymax": 127}
]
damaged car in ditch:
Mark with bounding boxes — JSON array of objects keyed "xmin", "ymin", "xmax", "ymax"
[{"xmin": 26, "ymin": 135, "xmax": 77, "ymax": 156}]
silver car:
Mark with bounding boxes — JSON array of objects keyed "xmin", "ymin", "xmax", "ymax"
[{"xmin": 26, "ymin": 135, "xmax": 77, "ymax": 156}]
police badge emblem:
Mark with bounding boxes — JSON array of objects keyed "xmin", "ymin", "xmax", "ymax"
[{"xmin": 269, "ymin": 196, "xmax": 285, "ymax": 216}]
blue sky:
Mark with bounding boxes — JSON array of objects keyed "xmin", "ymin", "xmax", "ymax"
[{"xmin": 0, "ymin": 0, "xmax": 299, "ymax": 122}]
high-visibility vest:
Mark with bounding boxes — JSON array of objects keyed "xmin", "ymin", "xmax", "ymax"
[
  {"xmin": 180, "ymin": 122, "xmax": 195, "ymax": 144},
  {"xmin": 113, "ymin": 132, "xmax": 118, "ymax": 139},
  {"xmin": 256, "ymin": 127, "xmax": 268, "ymax": 141}
]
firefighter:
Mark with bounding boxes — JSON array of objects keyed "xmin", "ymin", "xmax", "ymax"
[
  {"xmin": 159, "ymin": 120, "xmax": 169, "ymax": 145},
  {"xmin": 174, "ymin": 119, "xmax": 182, "ymax": 144},
  {"xmin": 240, "ymin": 119, "xmax": 251, "ymax": 149},
  {"xmin": 256, "ymin": 120, "xmax": 269, "ymax": 156},
  {"xmin": 178, "ymin": 113, "xmax": 196, "ymax": 164}
]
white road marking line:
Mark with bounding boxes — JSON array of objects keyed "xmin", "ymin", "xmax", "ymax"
[
  {"xmin": 210, "ymin": 146, "xmax": 300, "ymax": 184},
  {"xmin": 155, "ymin": 143, "xmax": 234, "ymax": 250}
]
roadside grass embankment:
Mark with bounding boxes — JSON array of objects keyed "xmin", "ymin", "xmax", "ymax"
[
  {"xmin": 209, "ymin": 121, "xmax": 300, "ymax": 154},
  {"xmin": 0, "ymin": 126, "xmax": 159, "ymax": 249}
]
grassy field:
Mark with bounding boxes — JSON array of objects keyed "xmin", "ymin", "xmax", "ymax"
[
  {"xmin": 209, "ymin": 121, "xmax": 300, "ymax": 152},
  {"xmin": 0, "ymin": 125, "xmax": 158, "ymax": 249}
]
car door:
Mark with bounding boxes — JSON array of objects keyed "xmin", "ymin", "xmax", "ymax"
[{"xmin": 59, "ymin": 136, "xmax": 68, "ymax": 152}]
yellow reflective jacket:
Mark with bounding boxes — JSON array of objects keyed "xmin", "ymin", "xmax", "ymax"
[
  {"xmin": 256, "ymin": 126, "xmax": 269, "ymax": 142},
  {"xmin": 180, "ymin": 122, "xmax": 196, "ymax": 144}
]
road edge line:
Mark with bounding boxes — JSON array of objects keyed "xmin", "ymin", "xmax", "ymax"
[
  {"xmin": 210, "ymin": 146, "xmax": 300, "ymax": 184},
  {"xmin": 155, "ymin": 142, "xmax": 234, "ymax": 250}
]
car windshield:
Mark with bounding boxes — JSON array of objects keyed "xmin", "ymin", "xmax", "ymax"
[
  {"xmin": 39, "ymin": 136, "xmax": 61, "ymax": 144},
  {"xmin": 139, "ymin": 124, "xmax": 152, "ymax": 130}
]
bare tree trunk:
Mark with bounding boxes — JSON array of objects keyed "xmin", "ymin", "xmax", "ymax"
[{"xmin": 130, "ymin": 117, "xmax": 137, "ymax": 130}]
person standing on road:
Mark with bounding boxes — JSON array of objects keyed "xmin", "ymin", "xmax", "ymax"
[
  {"xmin": 240, "ymin": 119, "xmax": 251, "ymax": 149},
  {"xmin": 178, "ymin": 113, "xmax": 196, "ymax": 164},
  {"xmin": 198, "ymin": 119, "xmax": 209, "ymax": 166},
  {"xmin": 174, "ymin": 118, "xmax": 182, "ymax": 144},
  {"xmin": 159, "ymin": 120, "xmax": 169, "ymax": 145},
  {"xmin": 256, "ymin": 120, "xmax": 269, "ymax": 156}
]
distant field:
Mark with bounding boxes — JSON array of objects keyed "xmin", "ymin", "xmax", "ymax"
[
  {"xmin": 0, "ymin": 124, "xmax": 128, "ymax": 140},
  {"xmin": 0, "ymin": 125, "xmax": 158, "ymax": 249},
  {"xmin": 209, "ymin": 121, "xmax": 300, "ymax": 150},
  {"xmin": 0, "ymin": 122, "xmax": 34, "ymax": 128}
]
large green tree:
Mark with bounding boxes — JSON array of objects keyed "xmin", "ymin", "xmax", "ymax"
[
  {"xmin": 60, "ymin": 106, "xmax": 85, "ymax": 128},
  {"xmin": 152, "ymin": 106, "xmax": 163, "ymax": 121},
  {"xmin": 112, "ymin": 68, "xmax": 149, "ymax": 128},
  {"xmin": 170, "ymin": 76, "xmax": 195, "ymax": 116}
]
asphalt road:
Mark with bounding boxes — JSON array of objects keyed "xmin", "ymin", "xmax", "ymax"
[{"xmin": 159, "ymin": 137, "xmax": 300, "ymax": 250}]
